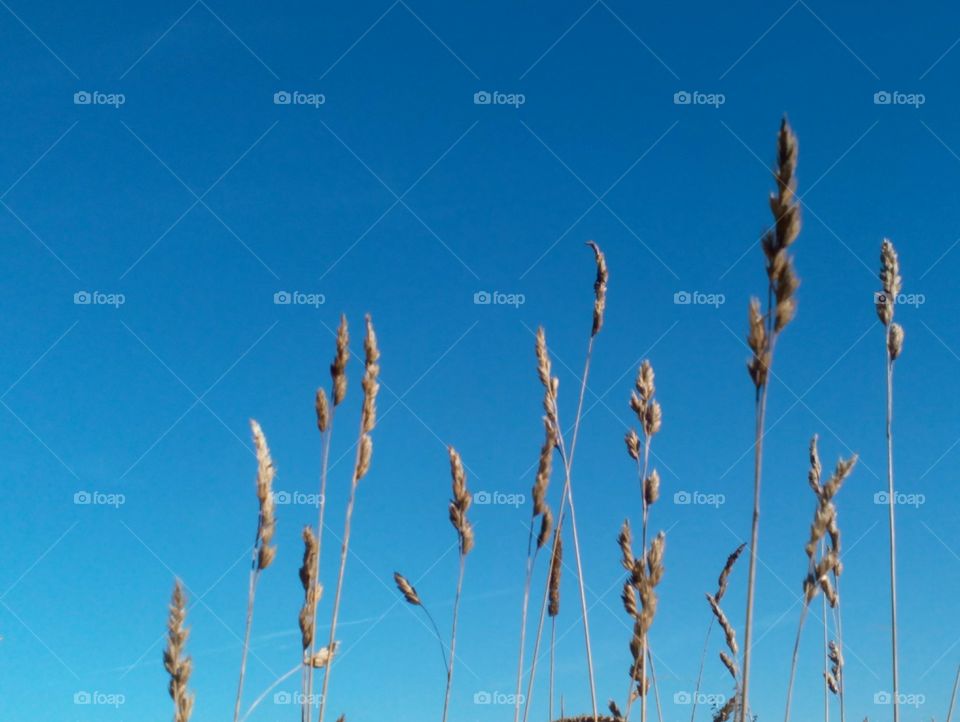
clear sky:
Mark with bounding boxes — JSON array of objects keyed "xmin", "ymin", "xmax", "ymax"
[{"xmin": 1, "ymin": 1, "xmax": 959, "ymax": 721}]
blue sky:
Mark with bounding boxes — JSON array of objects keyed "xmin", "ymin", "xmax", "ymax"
[{"xmin": 1, "ymin": 1, "xmax": 959, "ymax": 720}]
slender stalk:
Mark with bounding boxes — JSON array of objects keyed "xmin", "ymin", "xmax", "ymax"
[
  {"xmin": 690, "ymin": 619, "xmax": 715, "ymax": 722},
  {"xmin": 513, "ymin": 531, "xmax": 538, "ymax": 722},
  {"xmin": 233, "ymin": 543, "xmax": 261, "ymax": 722},
  {"xmin": 784, "ymin": 603, "xmax": 810, "ymax": 722},
  {"xmin": 522, "ymin": 534, "xmax": 556, "ymax": 722},
  {"xmin": 442, "ymin": 555, "xmax": 467, "ymax": 722},
  {"xmin": 317, "ymin": 467, "xmax": 360, "ymax": 722},
  {"xmin": 946, "ymin": 664, "xmax": 960, "ymax": 722},
  {"xmin": 740, "ymin": 369, "xmax": 771, "ymax": 722},
  {"xmin": 306, "ymin": 419, "xmax": 335, "ymax": 722},
  {"xmin": 885, "ymin": 350, "xmax": 900, "ymax": 722},
  {"xmin": 822, "ymin": 586, "xmax": 829, "ymax": 722}
]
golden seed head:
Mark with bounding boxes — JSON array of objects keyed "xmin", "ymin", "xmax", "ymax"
[
  {"xmin": 315, "ymin": 388, "xmax": 330, "ymax": 432},
  {"xmin": 625, "ymin": 429, "xmax": 640, "ymax": 460},
  {"xmin": 548, "ymin": 536, "xmax": 562, "ymax": 617},
  {"xmin": 747, "ymin": 297, "xmax": 769, "ymax": 388},
  {"xmin": 331, "ymin": 314, "xmax": 349, "ymax": 406},
  {"xmin": 360, "ymin": 314, "xmax": 381, "ymax": 435},
  {"xmin": 448, "ymin": 446, "xmax": 474, "ymax": 555},
  {"xmin": 644, "ymin": 469, "xmax": 660, "ymax": 506},
  {"xmin": 888, "ymin": 322, "xmax": 904, "ymax": 360},
  {"xmin": 715, "ymin": 542, "xmax": 746, "ymax": 602},
  {"xmin": 164, "ymin": 580, "xmax": 194, "ymax": 722},
  {"xmin": 586, "ymin": 240, "xmax": 608, "ymax": 337},
  {"xmin": 393, "ymin": 572, "xmax": 422, "ymax": 606},
  {"xmin": 250, "ymin": 419, "xmax": 277, "ymax": 570},
  {"xmin": 298, "ymin": 526, "xmax": 319, "ymax": 650}
]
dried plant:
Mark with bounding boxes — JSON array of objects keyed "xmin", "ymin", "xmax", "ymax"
[
  {"xmin": 877, "ymin": 238, "xmax": 905, "ymax": 722},
  {"xmin": 691, "ymin": 544, "xmax": 746, "ymax": 722},
  {"xmin": 524, "ymin": 244, "xmax": 607, "ymax": 722},
  {"xmin": 233, "ymin": 419, "xmax": 276, "ymax": 722},
  {"xmin": 318, "ymin": 315, "xmax": 380, "ymax": 722},
  {"xmin": 394, "ymin": 571, "xmax": 448, "ymax": 673},
  {"xmin": 442, "ymin": 446, "xmax": 474, "ymax": 722},
  {"xmin": 306, "ymin": 314, "xmax": 349, "ymax": 722},
  {"xmin": 624, "ymin": 358, "xmax": 665, "ymax": 722},
  {"xmin": 705, "ymin": 584, "xmax": 739, "ymax": 722},
  {"xmin": 740, "ymin": 117, "xmax": 801, "ymax": 722},
  {"xmin": 164, "ymin": 580, "xmax": 194, "ymax": 722},
  {"xmin": 785, "ymin": 436, "xmax": 856, "ymax": 722}
]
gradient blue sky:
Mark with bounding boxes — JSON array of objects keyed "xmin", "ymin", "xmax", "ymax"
[{"xmin": 1, "ymin": 1, "xmax": 959, "ymax": 721}]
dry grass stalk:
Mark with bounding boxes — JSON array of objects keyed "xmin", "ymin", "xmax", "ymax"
[
  {"xmin": 524, "ymin": 245, "xmax": 607, "ymax": 722},
  {"xmin": 164, "ymin": 580, "xmax": 194, "ymax": 722},
  {"xmin": 620, "ymin": 523, "xmax": 666, "ymax": 720},
  {"xmin": 306, "ymin": 314, "xmax": 348, "ymax": 722},
  {"xmin": 443, "ymin": 446, "xmax": 473, "ymax": 722},
  {"xmin": 877, "ymin": 238, "xmax": 904, "ymax": 722},
  {"xmin": 624, "ymin": 357, "xmax": 664, "ymax": 722},
  {"xmin": 785, "ymin": 437, "xmax": 856, "ymax": 722},
  {"xmin": 740, "ymin": 117, "xmax": 801, "ymax": 722},
  {"xmin": 691, "ymin": 544, "xmax": 746, "ymax": 722},
  {"xmin": 318, "ymin": 315, "xmax": 380, "ymax": 722},
  {"xmin": 233, "ymin": 420, "xmax": 277, "ymax": 722}
]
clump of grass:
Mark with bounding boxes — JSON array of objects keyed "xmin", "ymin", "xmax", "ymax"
[
  {"xmin": 784, "ymin": 436, "xmax": 856, "ymax": 722},
  {"xmin": 740, "ymin": 117, "xmax": 801, "ymax": 722},
  {"xmin": 318, "ymin": 315, "xmax": 380, "ymax": 722},
  {"xmin": 876, "ymin": 238, "xmax": 905, "ymax": 722},
  {"xmin": 233, "ymin": 419, "xmax": 277, "ymax": 722},
  {"xmin": 164, "ymin": 580, "xmax": 194, "ymax": 722}
]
